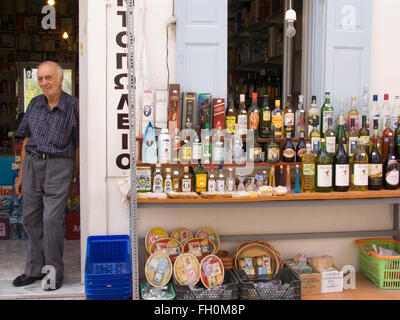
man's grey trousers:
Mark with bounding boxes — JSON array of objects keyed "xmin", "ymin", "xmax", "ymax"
[{"xmin": 22, "ymin": 154, "xmax": 74, "ymax": 282}]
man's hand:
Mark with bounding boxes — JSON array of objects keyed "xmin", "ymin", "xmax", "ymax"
[{"xmin": 14, "ymin": 175, "xmax": 22, "ymax": 197}]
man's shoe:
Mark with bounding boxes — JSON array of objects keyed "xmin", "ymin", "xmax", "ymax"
[
  {"xmin": 12, "ymin": 274, "xmax": 45, "ymax": 287},
  {"xmin": 43, "ymin": 281, "xmax": 63, "ymax": 291}
]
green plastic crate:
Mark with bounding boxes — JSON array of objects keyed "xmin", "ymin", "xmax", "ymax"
[
  {"xmin": 356, "ymin": 238, "xmax": 400, "ymax": 290},
  {"xmin": 140, "ymin": 282, "xmax": 176, "ymax": 300}
]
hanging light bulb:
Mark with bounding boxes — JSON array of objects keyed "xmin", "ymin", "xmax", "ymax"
[
  {"xmin": 285, "ymin": 2, "xmax": 297, "ymax": 39},
  {"xmin": 62, "ymin": 32, "xmax": 69, "ymax": 39},
  {"xmin": 47, "ymin": 0, "xmax": 55, "ymax": 6}
]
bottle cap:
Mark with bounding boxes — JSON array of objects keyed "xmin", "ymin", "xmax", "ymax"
[
  {"xmin": 275, "ymin": 100, "xmax": 281, "ymax": 108},
  {"xmin": 219, "ymin": 164, "xmax": 223, "ymax": 169},
  {"xmin": 240, "ymin": 94, "xmax": 245, "ymax": 102},
  {"xmin": 373, "ymin": 95, "xmax": 378, "ymax": 102},
  {"xmin": 252, "ymin": 93, "xmax": 258, "ymax": 101},
  {"xmin": 384, "ymin": 94, "xmax": 389, "ymax": 100}
]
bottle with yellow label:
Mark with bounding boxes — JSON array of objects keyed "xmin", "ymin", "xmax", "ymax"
[
  {"xmin": 271, "ymin": 99, "xmax": 284, "ymax": 139},
  {"xmin": 225, "ymin": 98, "xmax": 237, "ymax": 134},
  {"xmin": 194, "ymin": 161, "xmax": 208, "ymax": 193}
]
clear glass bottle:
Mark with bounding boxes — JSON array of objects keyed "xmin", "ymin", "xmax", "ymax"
[
  {"xmin": 217, "ymin": 164, "xmax": 225, "ymax": 192},
  {"xmin": 232, "ymin": 124, "xmax": 244, "ymax": 163},
  {"xmin": 308, "ymin": 96, "xmax": 319, "ymax": 138},
  {"xmin": 163, "ymin": 168, "xmax": 173, "ymax": 193},
  {"xmin": 315, "ymin": 138, "xmax": 333, "ymax": 193},
  {"xmin": 237, "ymin": 94, "xmax": 248, "ymax": 137},
  {"xmin": 212, "ymin": 125, "xmax": 224, "ymax": 164},
  {"xmin": 295, "ymin": 95, "xmax": 306, "ymax": 138},
  {"xmin": 181, "ymin": 166, "xmax": 193, "ymax": 192},
  {"xmin": 381, "ymin": 94, "xmax": 392, "ymax": 126},
  {"xmin": 192, "ymin": 126, "xmax": 202, "ymax": 163},
  {"xmin": 208, "ymin": 164, "xmax": 217, "ymax": 192},
  {"xmin": 172, "ymin": 170, "xmax": 180, "ymax": 192},
  {"xmin": 226, "ymin": 167, "xmax": 236, "ymax": 192},
  {"xmin": 284, "ymin": 95, "xmax": 295, "ymax": 137},
  {"xmin": 246, "ymin": 176, "xmax": 257, "ymax": 192},
  {"xmin": 172, "ymin": 128, "xmax": 181, "ymax": 163},
  {"xmin": 237, "ymin": 175, "xmax": 246, "ymax": 192},
  {"xmin": 369, "ymin": 95, "xmax": 381, "ymax": 135},
  {"xmin": 324, "ymin": 117, "xmax": 336, "ymax": 156},
  {"xmin": 392, "ymin": 96, "xmax": 400, "ymax": 131},
  {"xmin": 301, "ymin": 144, "xmax": 316, "ymax": 193},
  {"xmin": 248, "ymin": 92, "xmax": 260, "ymax": 138},
  {"xmin": 351, "ymin": 138, "xmax": 369, "ymax": 191},
  {"xmin": 153, "ymin": 164, "xmax": 164, "ymax": 193}
]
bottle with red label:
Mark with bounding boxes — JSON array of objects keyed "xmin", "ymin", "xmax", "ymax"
[
  {"xmin": 248, "ymin": 93, "xmax": 260, "ymax": 138},
  {"xmin": 384, "ymin": 138, "xmax": 399, "ymax": 190}
]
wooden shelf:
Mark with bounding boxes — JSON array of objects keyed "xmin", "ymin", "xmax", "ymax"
[
  {"xmin": 138, "ymin": 189, "xmax": 400, "ymax": 205},
  {"xmin": 137, "ymin": 162, "xmax": 301, "ymax": 168}
]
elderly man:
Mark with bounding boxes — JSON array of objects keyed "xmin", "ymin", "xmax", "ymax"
[{"xmin": 13, "ymin": 61, "xmax": 79, "ymax": 291}]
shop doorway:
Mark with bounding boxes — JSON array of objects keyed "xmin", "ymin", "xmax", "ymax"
[{"xmin": 0, "ymin": 0, "xmax": 82, "ymax": 299}]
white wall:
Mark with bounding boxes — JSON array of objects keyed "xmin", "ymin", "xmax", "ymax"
[
  {"xmin": 81, "ymin": 0, "xmax": 399, "ymax": 283},
  {"xmin": 370, "ymin": 0, "xmax": 400, "ymax": 99}
]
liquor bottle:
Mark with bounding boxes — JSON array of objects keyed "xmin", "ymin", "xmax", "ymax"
[
  {"xmin": 382, "ymin": 116, "xmax": 394, "ymax": 161},
  {"xmin": 296, "ymin": 129, "xmax": 307, "ymax": 163},
  {"xmin": 295, "ymin": 165, "xmax": 301, "ymax": 194},
  {"xmin": 271, "ymin": 99, "xmax": 284, "ymax": 139},
  {"xmin": 368, "ymin": 137, "xmax": 383, "ymax": 191},
  {"xmin": 232, "ymin": 124, "xmax": 244, "ymax": 163},
  {"xmin": 347, "ymin": 97, "xmax": 360, "ymax": 132},
  {"xmin": 362, "ymin": 87, "xmax": 370, "ymax": 131},
  {"xmin": 226, "ymin": 167, "xmax": 236, "ymax": 192},
  {"xmin": 217, "ymin": 164, "xmax": 225, "ymax": 192},
  {"xmin": 181, "ymin": 166, "xmax": 193, "ymax": 192},
  {"xmin": 381, "ymin": 94, "xmax": 392, "ymax": 128},
  {"xmin": 358, "ymin": 115, "xmax": 370, "ymax": 153},
  {"xmin": 266, "ymin": 132, "xmax": 280, "ymax": 163},
  {"xmin": 347, "ymin": 118, "xmax": 359, "ymax": 157},
  {"xmin": 225, "ymin": 98, "xmax": 237, "ymax": 135},
  {"xmin": 395, "ymin": 116, "xmax": 400, "ymax": 159},
  {"xmin": 392, "ymin": 96, "xmax": 400, "ymax": 131},
  {"xmin": 181, "ymin": 132, "xmax": 192, "ymax": 163},
  {"xmin": 284, "ymin": 95, "xmax": 295, "ymax": 137},
  {"xmin": 308, "ymin": 96, "xmax": 319, "ymax": 138},
  {"xmin": 383, "ymin": 139, "xmax": 399, "ymax": 190},
  {"xmin": 208, "ymin": 165, "xmax": 217, "ymax": 192},
  {"xmin": 351, "ymin": 138, "xmax": 369, "ymax": 191},
  {"xmin": 315, "ymin": 138, "xmax": 333, "ymax": 193},
  {"xmin": 310, "ymin": 124, "xmax": 321, "ymax": 155},
  {"xmin": 153, "ymin": 164, "xmax": 164, "ymax": 193},
  {"xmin": 260, "ymin": 95, "xmax": 272, "ymax": 138},
  {"xmin": 336, "ymin": 98, "xmax": 347, "ymax": 133},
  {"xmin": 262, "ymin": 170, "xmax": 268, "ymax": 186},
  {"xmin": 212, "ymin": 125, "xmax": 224, "ymax": 164},
  {"xmin": 202, "ymin": 124, "xmax": 211, "ymax": 164},
  {"xmin": 172, "ymin": 170, "xmax": 180, "ymax": 192},
  {"xmin": 333, "ymin": 137, "xmax": 350, "ymax": 192},
  {"xmin": 286, "ymin": 165, "xmax": 291, "ymax": 192},
  {"xmin": 295, "ymin": 95, "xmax": 306, "ymax": 138},
  {"xmin": 369, "ymin": 95, "xmax": 381, "ymax": 135},
  {"xmin": 164, "ymin": 168, "xmax": 173, "ymax": 193},
  {"xmin": 320, "ymin": 92, "xmax": 334, "ymax": 137},
  {"xmin": 194, "ymin": 161, "xmax": 208, "ymax": 194},
  {"xmin": 172, "ymin": 128, "xmax": 181, "ymax": 163},
  {"xmin": 325, "ymin": 117, "xmax": 336, "ymax": 156},
  {"xmin": 301, "ymin": 144, "xmax": 316, "ymax": 193},
  {"xmin": 269, "ymin": 166, "xmax": 276, "ymax": 188},
  {"xmin": 336, "ymin": 112, "xmax": 347, "ymax": 154},
  {"xmin": 248, "ymin": 93, "xmax": 260, "ymax": 138},
  {"xmin": 237, "ymin": 94, "xmax": 248, "ymax": 136},
  {"xmin": 282, "ymin": 132, "xmax": 296, "ymax": 163},
  {"xmin": 192, "ymin": 126, "xmax": 202, "ymax": 163}
]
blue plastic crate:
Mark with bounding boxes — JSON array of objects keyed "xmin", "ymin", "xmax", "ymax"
[
  {"xmin": 86, "ymin": 289, "xmax": 132, "ymax": 301},
  {"xmin": 85, "ymin": 235, "xmax": 132, "ymax": 281},
  {"xmin": 86, "ymin": 278, "xmax": 132, "ymax": 291},
  {"xmin": 86, "ymin": 285, "xmax": 132, "ymax": 296}
]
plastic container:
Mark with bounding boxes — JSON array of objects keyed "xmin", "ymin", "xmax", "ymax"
[
  {"xmin": 234, "ymin": 268, "xmax": 301, "ymax": 300},
  {"xmin": 356, "ymin": 238, "xmax": 400, "ymax": 290},
  {"xmin": 140, "ymin": 282, "xmax": 176, "ymax": 300},
  {"xmin": 173, "ymin": 269, "xmax": 240, "ymax": 300}
]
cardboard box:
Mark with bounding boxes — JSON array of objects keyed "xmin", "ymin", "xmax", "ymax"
[
  {"xmin": 285, "ymin": 261, "xmax": 321, "ymax": 296},
  {"xmin": 0, "ymin": 185, "xmax": 12, "ymax": 211},
  {"xmin": 317, "ymin": 266, "xmax": 344, "ymax": 294},
  {"xmin": 65, "ymin": 211, "xmax": 80, "ymax": 240},
  {"xmin": 308, "ymin": 256, "xmax": 334, "ymax": 269}
]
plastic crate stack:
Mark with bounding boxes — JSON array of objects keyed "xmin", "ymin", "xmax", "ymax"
[{"xmin": 85, "ymin": 235, "xmax": 132, "ymax": 300}]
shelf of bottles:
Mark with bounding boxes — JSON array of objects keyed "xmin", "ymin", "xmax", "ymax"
[{"xmin": 135, "ymin": 90, "xmax": 400, "ymax": 200}]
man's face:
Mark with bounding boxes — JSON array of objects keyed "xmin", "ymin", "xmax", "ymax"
[{"xmin": 37, "ymin": 63, "xmax": 63, "ymax": 99}]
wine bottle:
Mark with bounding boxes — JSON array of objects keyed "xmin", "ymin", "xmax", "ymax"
[
  {"xmin": 351, "ymin": 138, "xmax": 369, "ymax": 191},
  {"xmin": 301, "ymin": 144, "xmax": 316, "ymax": 193},
  {"xmin": 284, "ymin": 95, "xmax": 295, "ymax": 137},
  {"xmin": 320, "ymin": 92, "xmax": 334, "ymax": 136},
  {"xmin": 325, "ymin": 116, "xmax": 336, "ymax": 156},
  {"xmin": 348, "ymin": 118, "xmax": 359, "ymax": 157},
  {"xmin": 359, "ymin": 115, "xmax": 370, "ymax": 152},
  {"xmin": 383, "ymin": 116, "xmax": 395, "ymax": 161},
  {"xmin": 315, "ymin": 138, "xmax": 333, "ymax": 193},
  {"xmin": 368, "ymin": 137, "xmax": 383, "ymax": 191},
  {"xmin": 296, "ymin": 129, "xmax": 307, "ymax": 163},
  {"xmin": 383, "ymin": 138, "xmax": 399, "ymax": 190},
  {"xmin": 333, "ymin": 137, "xmax": 350, "ymax": 192},
  {"xmin": 248, "ymin": 92, "xmax": 260, "ymax": 138}
]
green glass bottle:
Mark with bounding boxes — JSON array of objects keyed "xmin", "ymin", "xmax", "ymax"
[
  {"xmin": 320, "ymin": 92, "xmax": 334, "ymax": 136},
  {"xmin": 324, "ymin": 116, "xmax": 336, "ymax": 156},
  {"xmin": 315, "ymin": 138, "xmax": 333, "ymax": 193}
]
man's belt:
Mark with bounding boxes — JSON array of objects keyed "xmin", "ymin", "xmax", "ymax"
[{"xmin": 37, "ymin": 152, "xmax": 65, "ymax": 160}]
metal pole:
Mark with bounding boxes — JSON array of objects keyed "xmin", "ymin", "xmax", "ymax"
[{"xmin": 126, "ymin": 0, "xmax": 140, "ymax": 301}]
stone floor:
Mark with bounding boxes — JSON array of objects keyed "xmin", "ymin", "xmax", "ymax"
[{"xmin": 0, "ymin": 240, "xmax": 85, "ymax": 300}]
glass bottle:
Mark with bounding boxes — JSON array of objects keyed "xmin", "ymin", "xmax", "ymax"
[
  {"xmin": 395, "ymin": 115, "xmax": 400, "ymax": 159},
  {"xmin": 320, "ymin": 92, "xmax": 334, "ymax": 137},
  {"xmin": 382, "ymin": 116, "xmax": 395, "ymax": 161},
  {"xmin": 347, "ymin": 118, "xmax": 359, "ymax": 157},
  {"xmin": 226, "ymin": 168, "xmax": 236, "ymax": 192},
  {"xmin": 308, "ymin": 96, "xmax": 319, "ymax": 138},
  {"xmin": 295, "ymin": 95, "xmax": 306, "ymax": 139},
  {"xmin": 383, "ymin": 139, "xmax": 399, "ymax": 190},
  {"xmin": 347, "ymin": 96, "xmax": 360, "ymax": 132},
  {"xmin": 325, "ymin": 116, "xmax": 336, "ymax": 156},
  {"xmin": 362, "ymin": 87, "xmax": 370, "ymax": 131},
  {"xmin": 237, "ymin": 175, "xmax": 246, "ymax": 192},
  {"xmin": 286, "ymin": 165, "xmax": 292, "ymax": 192},
  {"xmin": 246, "ymin": 176, "xmax": 258, "ymax": 192},
  {"xmin": 225, "ymin": 98, "xmax": 237, "ymax": 135},
  {"xmin": 333, "ymin": 137, "xmax": 350, "ymax": 192},
  {"xmin": 172, "ymin": 170, "xmax": 180, "ymax": 192},
  {"xmin": 336, "ymin": 100, "xmax": 347, "ymax": 152},
  {"xmin": 266, "ymin": 133, "xmax": 280, "ymax": 163},
  {"xmin": 301, "ymin": 144, "xmax": 316, "ymax": 193},
  {"xmin": 351, "ymin": 138, "xmax": 369, "ymax": 191},
  {"xmin": 202, "ymin": 124, "xmax": 211, "ymax": 164},
  {"xmin": 392, "ymin": 96, "xmax": 400, "ymax": 131},
  {"xmin": 181, "ymin": 166, "xmax": 193, "ymax": 192},
  {"xmin": 368, "ymin": 137, "xmax": 383, "ymax": 191},
  {"xmin": 310, "ymin": 124, "xmax": 321, "ymax": 155},
  {"xmin": 237, "ymin": 94, "xmax": 248, "ymax": 137},
  {"xmin": 164, "ymin": 168, "xmax": 173, "ymax": 193},
  {"xmin": 212, "ymin": 125, "xmax": 224, "ymax": 164},
  {"xmin": 232, "ymin": 124, "xmax": 244, "ymax": 163},
  {"xmin": 296, "ymin": 129, "xmax": 307, "ymax": 163},
  {"xmin": 315, "ymin": 138, "xmax": 333, "ymax": 193},
  {"xmin": 358, "ymin": 115, "xmax": 370, "ymax": 153},
  {"xmin": 194, "ymin": 161, "xmax": 208, "ymax": 194},
  {"xmin": 284, "ymin": 95, "xmax": 295, "ymax": 137},
  {"xmin": 192, "ymin": 126, "xmax": 202, "ymax": 163},
  {"xmin": 271, "ymin": 99, "xmax": 284, "ymax": 139},
  {"xmin": 208, "ymin": 165, "xmax": 217, "ymax": 192},
  {"xmin": 283, "ymin": 132, "xmax": 296, "ymax": 163},
  {"xmin": 153, "ymin": 164, "xmax": 164, "ymax": 193},
  {"xmin": 248, "ymin": 92, "xmax": 260, "ymax": 138},
  {"xmin": 369, "ymin": 119, "xmax": 382, "ymax": 155},
  {"xmin": 279, "ymin": 165, "xmax": 284, "ymax": 187},
  {"xmin": 260, "ymin": 95, "xmax": 272, "ymax": 138},
  {"xmin": 295, "ymin": 165, "xmax": 301, "ymax": 193},
  {"xmin": 381, "ymin": 94, "xmax": 392, "ymax": 128},
  {"xmin": 269, "ymin": 165, "xmax": 276, "ymax": 188},
  {"xmin": 369, "ymin": 95, "xmax": 381, "ymax": 135},
  {"xmin": 181, "ymin": 132, "xmax": 192, "ymax": 163},
  {"xmin": 217, "ymin": 164, "xmax": 225, "ymax": 193},
  {"xmin": 172, "ymin": 128, "xmax": 181, "ymax": 163}
]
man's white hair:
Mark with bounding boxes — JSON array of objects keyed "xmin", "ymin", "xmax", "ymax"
[{"xmin": 38, "ymin": 61, "xmax": 64, "ymax": 81}]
